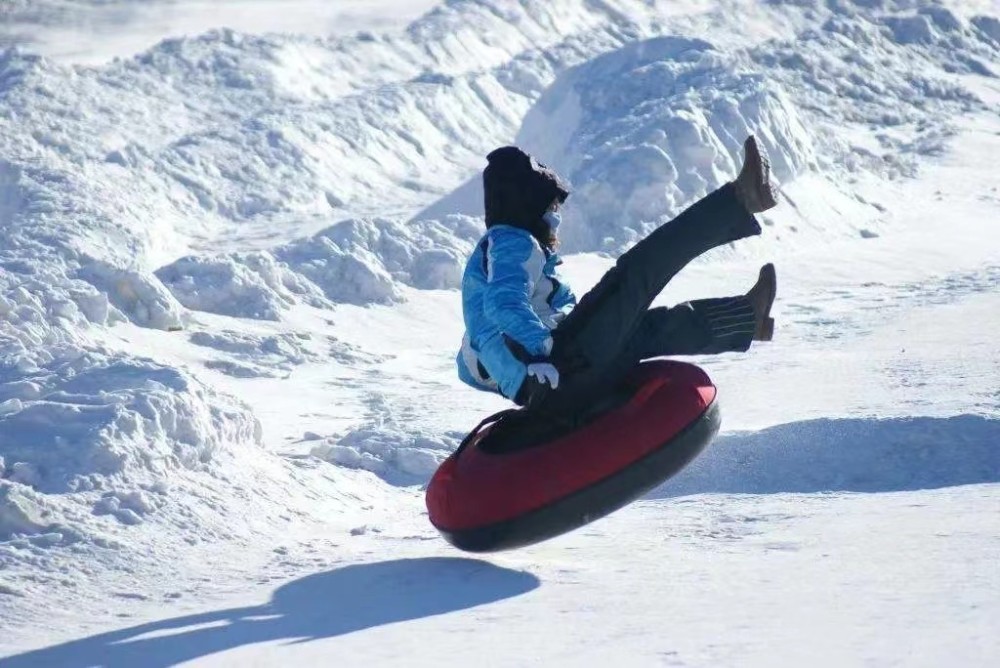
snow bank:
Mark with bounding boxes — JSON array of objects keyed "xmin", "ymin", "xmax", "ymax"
[
  {"xmin": 0, "ymin": 351, "xmax": 260, "ymax": 495},
  {"xmin": 274, "ymin": 216, "xmax": 479, "ymax": 304},
  {"xmin": 0, "ymin": 167, "xmax": 260, "ymax": 548},
  {"xmin": 159, "ymin": 215, "xmax": 481, "ymax": 313},
  {"xmin": 156, "ymin": 251, "xmax": 327, "ymax": 320},
  {"xmin": 0, "ymin": 336, "xmax": 262, "ymax": 541},
  {"xmin": 517, "ymin": 36, "xmax": 816, "ymax": 252},
  {"xmin": 77, "ymin": 262, "xmax": 186, "ymax": 331},
  {"xmin": 311, "ymin": 424, "xmax": 462, "ymax": 485},
  {"xmin": 422, "ymin": 1, "xmax": 997, "ymax": 251},
  {"xmin": 752, "ymin": 2, "xmax": 994, "ymax": 174},
  {"xmin": 190, "ymin": 330, "xmax": 319, "ymax": 378}
]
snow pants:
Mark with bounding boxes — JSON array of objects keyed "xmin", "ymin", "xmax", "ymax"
[{"xmin": 516, "ymin": 182, "xmax": 762, "ymax": 413}]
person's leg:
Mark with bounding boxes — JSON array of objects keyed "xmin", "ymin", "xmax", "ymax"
[
  {"xmin": 546, "ymin": 297, "xmax": 753, "ymax": 400},
  {"xmin": 529, "ymin": 183, "xmax": 759, "ymax": 411},
  {"xmin": 556, "ymin": 183, "xmax": 756, "ymax": 354},
  {"xmin": 631, "ymin": 297, "xmax": 757, "ymax": 358},
  {"xmin": 590, "ymin": 264, "xmax": 776, "ymax": 387}
]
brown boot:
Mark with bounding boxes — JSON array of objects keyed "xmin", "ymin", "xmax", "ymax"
[
  {"xmin": 746, "ymin": 263, "xmax": 777, "ymax": 341},
  {"xmin": 733, "ymin": 136, "xmax": 778, "ymax": 214}
]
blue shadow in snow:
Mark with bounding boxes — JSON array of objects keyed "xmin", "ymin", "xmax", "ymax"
[
  {"xmin": 0, "ymin": 558, "xmax": 539, "ymax": 668},
  {"xmin": 650, "ymin": 414, "xmax": 1000, "ymax": 498}
]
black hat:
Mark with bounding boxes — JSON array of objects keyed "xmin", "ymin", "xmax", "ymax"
[{"xmin": 483, "ymin": 146, "xmax": 570, "ymax": 248}]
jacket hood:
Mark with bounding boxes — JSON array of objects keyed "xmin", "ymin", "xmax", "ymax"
[{"xmin": 482, "ymin": 146, "xmax": 570, "ymax": 249}]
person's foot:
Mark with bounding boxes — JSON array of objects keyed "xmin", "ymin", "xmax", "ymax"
[
  {"xmin": 746, "ymin": 263, "xmax": 777, "ymax": 341},
  {"xmin": 733, "ymin": 136, "xmax": 778, "ymax": 214}
]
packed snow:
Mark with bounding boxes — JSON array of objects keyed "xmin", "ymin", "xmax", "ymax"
[{"xmin": 0, "ymin": 0, "xmax": 998, "ymax": 665}]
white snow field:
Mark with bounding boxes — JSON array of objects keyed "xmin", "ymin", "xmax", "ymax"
[{"xmin": 1, "ymin": 0, "xmax": 998, "ymax": 665}]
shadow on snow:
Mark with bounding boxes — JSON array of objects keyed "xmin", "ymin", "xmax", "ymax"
[
  {"xmin": 651, "ymin": 413, "xmax": 1000, "ymax": 497},
  {"xmin": 1, "ymin": 558, "xmax": 539, "ymax": 667}
]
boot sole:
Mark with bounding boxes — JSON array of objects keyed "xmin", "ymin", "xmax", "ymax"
[
  {"xmin": 743, "ymin": 137, "xmax": 778, "ymax": 211},
  {"xmin": 751, "ymin": 263, "xmax": 777, "ymax": 341}
]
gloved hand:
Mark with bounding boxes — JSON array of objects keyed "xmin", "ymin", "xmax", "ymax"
[{"xmin": 526, "ymin": 362, "xmax": 560, "ymax": 389}]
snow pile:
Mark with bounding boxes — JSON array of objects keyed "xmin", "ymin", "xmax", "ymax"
[
  {"xmin": 0, "ymin": 344, "xmax": 262, "ymax": 542},
  {"xmin": 0, "ymin": 350, "xmax": 260, "ymax": 496},
  {"xmin": 752, "ymin": 2, "xmax": 995, "ymax": 176},
  {"xmin": 273, "ymin": 216, "xmax": 480, "ymax": 304},
  {"xmin": 311, "ymin": 424, "xmax": 461, "ymax": 485},
  {"xmin": 0, "ymin": 241, "xmax": 258, "ymax": 546},
  {"xmin": 159, "ymin": 215, "xmax": 481, "ymax": 313},
  {"xmin": 77, "ymin": 262, "xmax": 186, "ymax": 331},
  {"xmin": 421, "ymin": 1, "xmax": 997, "ymax": 251},
  {"xmin": 190, "ymin": 330, "xmax": 319, "ymax": 378},
  {"xmin": 156, "ymin": 251, "xmax": 328, "ymax": 320},
  {"xmin": 516, "ymin": 36, "xmax": 816, "ymax": 252},
  {"xmin": 0, "ymin": 0, "xmax": 778, "ymax": 278}
]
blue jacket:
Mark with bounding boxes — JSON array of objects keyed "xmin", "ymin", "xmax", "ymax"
[{"xmin": 456, "ymin": 225, "xmax": 576, "ymax": 399}]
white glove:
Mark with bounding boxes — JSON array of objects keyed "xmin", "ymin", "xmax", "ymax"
[{"xmin": 526, "ymin": 362, "xmax": 560, "ymax": 389}]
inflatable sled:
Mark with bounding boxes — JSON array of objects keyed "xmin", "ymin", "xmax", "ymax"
[{"xmin": 426, "ymin": 360, "xmax": 721, "ymax": 552}]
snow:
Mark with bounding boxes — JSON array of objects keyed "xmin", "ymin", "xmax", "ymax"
[
  {"xmin": 0, "ymin": 0, "xmax": 443, "ymax": 66},
  {"xmin": 1, "ymin": 0, "xmax": 998, "ymax": 665}
]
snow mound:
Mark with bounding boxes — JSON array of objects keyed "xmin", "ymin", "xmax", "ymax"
[
  {"xmin": 421, "ymin": 1, "xmax": 997, "ymax": 250},
  {"xmin": 160, "ymin": 215, "xmax": 481, "ymax": 311},
  {"xmin": 275, "ymin": 216, "xmax": 479, "ymax": 304},
  {"xmin": 190, "ymin": 330, "xmax": 319, "ymax": 377},
  {"xmin": 156, "ymin": 251, "xmax": 327, "ymax": 320},
  {"xmin": 516, "ymin": 36, "xmax": 815, "ymax": 252},
  {"xmin": 655, "ymin": 414, "xmax": 1000, "ymax": 497},
  {"xmin": 78, "ymin": 262, "xmax": 186, "ymax": 331},
  {"xmin": 753, "ymin": 2, "xmax": 995, "ymax": 175},
  {"xmin": 0, "ymin": 264, "xmax": 260, "ymax": 543},
  {"xmin": 0, "ymin": 351, "xmax": 261, "ymax": 499},
  {"xmin": 311, "ymin": 424, "xmax": 462, "ymax": 485}
]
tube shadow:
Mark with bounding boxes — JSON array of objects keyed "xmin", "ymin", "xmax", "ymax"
[
  {"xmin": 1, "ymin": 557, "xmax": 539, "ymax": 668},
  {"xmin": 650, "ymin": 414, "xmax": 1000, "ymax": 497}
]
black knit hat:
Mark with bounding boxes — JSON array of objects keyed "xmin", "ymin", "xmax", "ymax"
[{"xmin": 483, "ymin": 146, "xmax": 570, "ymax": 249}]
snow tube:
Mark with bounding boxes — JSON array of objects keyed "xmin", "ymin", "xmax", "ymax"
[{"xmin": 426, "ymin": 360, "xmax": 721, "ymax": 552}]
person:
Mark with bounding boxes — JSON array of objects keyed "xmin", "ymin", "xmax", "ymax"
[{"xmin": 456, "ymin": 136, "xmax": 778, "ymax": 415}]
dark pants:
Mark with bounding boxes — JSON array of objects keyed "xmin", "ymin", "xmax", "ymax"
[{"xmin": 518, "ymin": 182, "xmax": 761, "ymax": 413}]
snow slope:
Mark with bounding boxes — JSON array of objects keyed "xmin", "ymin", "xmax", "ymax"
[
  {"xmin": 0, "ymin": 0, "xmax": 442, "ymax": 65},
  {"xmin": 1, "ymin": 0, "xmax": 999, "ymax": 665}
]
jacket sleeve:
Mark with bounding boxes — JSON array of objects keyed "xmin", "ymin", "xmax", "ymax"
[
  {"xmin": 482, "ymin": 228, "xmax": 553, "ymax": 357},
  {"xmin": 544, "ymin": 252, "xmax": 577, "ymax": 321},
  {"xmin": 549, "ymin": 277, "xmax": 577, "ymax": 316}
]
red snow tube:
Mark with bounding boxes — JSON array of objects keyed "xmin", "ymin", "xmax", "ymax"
[{"xmin": 426, "ymin": 360, "xmax": 721, "ymax": 552}]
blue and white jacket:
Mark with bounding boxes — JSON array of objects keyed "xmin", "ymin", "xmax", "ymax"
[{"xmin": 456, "ymin": 225, "xmax": 576, "ymax": 400}]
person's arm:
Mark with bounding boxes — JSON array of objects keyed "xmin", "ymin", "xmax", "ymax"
[
  {"xmin": 542, "ymin": 251, "xmax": 577, "ymax": 326},
  {"xmin": 482, "ymin": 227, "xmax": 553, "ymax": 358},
  {"xmin": 548, "ymin": 278, "xmax": 576, "ymax": 319}
]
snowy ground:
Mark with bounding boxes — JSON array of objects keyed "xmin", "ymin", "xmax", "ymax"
[{"xmin": 1, "ymin": 0, "xmax": 999, "ymax": 666}]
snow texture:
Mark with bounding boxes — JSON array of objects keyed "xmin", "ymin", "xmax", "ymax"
[
  {"xmin": 311, "ymin": 424, "xmax": 462, "ymax": 485},
  {"xmin": 420, "ymin": 0, "xmax": 997, "ymax": 251},
  {"xmin": 0, "ymin": 0, "xmax": 997, "ymax": 663}
]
